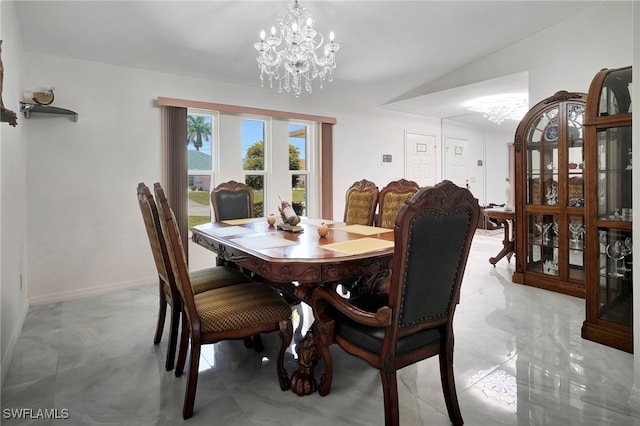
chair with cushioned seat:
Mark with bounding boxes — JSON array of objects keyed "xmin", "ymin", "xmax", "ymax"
[
  {"xmin": 336, "ymin": 179, "xmax": 379, "ymax": 294},
  {"xmin": 137, "ymin": 182, "xmax": 250, "ymax": 371},
  {"xmin": 343, "ymin": 179, "xmax": 379, "ymax": 226},
  {"xmin": 311, "ymin": 180, "xmax": 480, "ymax": 426},
  {"xmin": 211, "ymin": 180, "xmax": 254, "ymax": 223},
  {"xmin": 155, "ymin": 183, "xmax": 293, "ymax": 420},
  {"xmin": 371, "ymin": 179, "xmax": 420, "ymax": 293}
]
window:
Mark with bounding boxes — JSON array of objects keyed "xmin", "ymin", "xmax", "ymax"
[
  {"xmin": 242, "ymin": 118, "xmax": 267, "ymax": 217},
  {"xmin": 238, "ymin": 116, "xmax": 317, "ymax": 218},
  {"xmin": 187, "ymin": 112, "xmax": 216, "ymax": 228},
  {"xmin": 289, "ymin": 123, "xmax": 308, "ymax": 216},
  {"xmin": 159, "ymin": 97, "xmax": 335, "ymax": 236}
]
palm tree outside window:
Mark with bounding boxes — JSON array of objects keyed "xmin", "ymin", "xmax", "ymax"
[
  {"xmin": 187, "ymin": 115, "xmax": 211, "ymax": 152},
  {"xmin": 186, "ymin": 113, "xmax": 214, "ymax": 229}
]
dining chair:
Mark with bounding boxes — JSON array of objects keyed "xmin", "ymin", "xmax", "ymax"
[
  {"xmin": 368, "ymin": 179, "xmax": 421, "ymax": 294},
  {"xmin": 334, "ymin": 179, "xmax": 380, "ymax": 294},
  {"xmin": 311, "ymin": 180, "xmax": 480, "ymax": 426},
  {"xmin": 343, "ymin": 179, "xmax": 379, "ymax": 226},
  {"xmin": 137, "ymin": 182, "xmax": 250, "ymax": 371},
  {"xmin": 211, "ymin": 180, "xmax": 254, "ymax": 222},
  {"xmin": 155, "ymin": 183, "xmax": 293, "ymax": 420},
  {"xmin": 376, "ymin": 179, "xmax": 420, "ymax": 229}
]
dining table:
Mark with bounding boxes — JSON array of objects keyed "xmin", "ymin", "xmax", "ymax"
[{"xmin": 191, "ymin": 216, "xmax": 395, "ymax": 396}]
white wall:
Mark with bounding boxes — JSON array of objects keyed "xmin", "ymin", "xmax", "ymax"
[
  {"xmin": 415, "ymin": 1, "xmax": 632, "ymax": 107},
  {"xmin": 1, "ymin": 0, "xmax": 28, "ymax": 383},
  {"xmin": 330, "ymin": 108, "xmax": 441, "ymax": 219}
]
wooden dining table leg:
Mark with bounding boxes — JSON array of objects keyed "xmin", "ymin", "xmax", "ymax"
[
  {"xmin": 290, "ymin": 284, "xmax": 321, "ymax": 396},
  {"xmin": 290, "ymin": 325, "xmax": 319, "ymax": 395}
]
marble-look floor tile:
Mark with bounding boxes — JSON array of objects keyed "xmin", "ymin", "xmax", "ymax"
[
  {"xmin": 3, "ymin": 233, "xmax": 640, "ymax": 425},
  {"xmin": 2, "ymin": 330, "xmax": 60, "ymax": 388},
  {"xmin": 52, "ymin": 351, "xmax": 164, "ymax": 425},
  {"xmin": 1, "ymin": 375, "xmax": 56, "ymax": 426},
  {"xmin": 20, "ymin": 302, "xmax": 62, "ymax": 336}
]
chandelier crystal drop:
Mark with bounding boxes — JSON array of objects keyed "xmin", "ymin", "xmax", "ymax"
[{"xmin": 254, "ymin": 0, "xmax": 340, "ymax": 97}]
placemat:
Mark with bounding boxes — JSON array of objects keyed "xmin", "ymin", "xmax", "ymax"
[
  {"xmin": 321, "ymin": 237, "xmax": 394, "ymax": 255},
  {"xmin": 332, "ymin": 224, "xmax": 393, "ymax": 236},
  {"xmin": 232, "ymin": 235, "xmax": 297, "ymax": 250},
  {"xmin": 221, "ymin": 218, "xmax": 264, "ymax": 225},
  {"xmin": 207, "ymin": 226, "xmax": 255, "ymax": 237}
]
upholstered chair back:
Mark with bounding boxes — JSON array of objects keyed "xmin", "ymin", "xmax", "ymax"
[
  {"xmin": 211, "ymin": 180, "xmax": 254, "ymax": 222},
  {"xmin": 343, "ymin": 179, "xmax": 379, "ymax": 226},
  {"xmin": 137, "ymin": 183, "xmax": 173, "ymax": 291},
  {"xmin": 389, "ymin": 180, "xmax": 479, "ymax": 329},
  {"xmin": 377, "ymin": 179, "xmax": 420, "ymax": 229}
]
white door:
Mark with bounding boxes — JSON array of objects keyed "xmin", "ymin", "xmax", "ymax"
[
  {"xmin": 404, "ymin": 132, "xmax": 437, "ymax": 186},
  {"xmin": 444, "ymin": 136, "xmax": 469, "ymax": 188}
]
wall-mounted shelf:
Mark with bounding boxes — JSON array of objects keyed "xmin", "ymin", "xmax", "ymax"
[{"xmin": 20, "ymin": 102, "xmax": 78, "ymax": 122}]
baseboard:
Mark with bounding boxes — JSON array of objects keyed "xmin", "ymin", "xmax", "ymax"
[
  {"xmin": 1, "ymin": 298, "xmax": 29, "ymax": 386},
  {"xmin": 28, "ymin": 277, "xmax": 155, "ymax": 306}
]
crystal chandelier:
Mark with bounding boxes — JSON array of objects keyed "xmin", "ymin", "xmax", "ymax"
[
  {"xmin": 466, "ymin": 94, "xmax": 529, "ymax": 125},
  {"xmin": 254, "ymin": 0, "xmax": 340, "ymax": 97}
]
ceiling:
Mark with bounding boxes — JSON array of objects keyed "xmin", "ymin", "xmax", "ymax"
[{"xmin": 13, "ymin": 1, "xmax": 598, "ymax": 131}]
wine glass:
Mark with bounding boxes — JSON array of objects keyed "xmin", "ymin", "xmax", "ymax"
[
  {"xmin": 613, "ymin": 240, "xmax": 632, "ymax": 272},
  {"xmin": 542, "ymin": 223, "xmax": 553, "ymax": 244},
  {"xmin": 606, "ymin": 243, "xmax": 625, "ymax": 277},
  {"xmin": 569, "ymin": 223, "xmax": 585, "ymax": 248},
  {"xmin": 534, "ymin": 223, "xmax": 542, "ymax": 243}
]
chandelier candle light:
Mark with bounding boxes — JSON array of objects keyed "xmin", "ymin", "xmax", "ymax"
[{"xmin": 254, "ymin": 0, "xmax": 340, "ymax": 97}]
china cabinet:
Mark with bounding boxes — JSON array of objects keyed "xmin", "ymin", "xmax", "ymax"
[
  {"xmin": 581, "ymin": 66, "xmax": 633, "ymax": 353},
  {"xmin": 513, "ymin": 91, "xmax": 588, "ymax": 297}
]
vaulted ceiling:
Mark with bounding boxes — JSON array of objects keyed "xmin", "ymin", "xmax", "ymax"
[{"xmin": 13, "ymin": 1, "xmax": 598, "ymax": 130}]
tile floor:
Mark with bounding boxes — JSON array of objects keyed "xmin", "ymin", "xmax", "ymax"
[{"xmin": 2, "ymin": 232, "xmax": 640, "ymax": 425}]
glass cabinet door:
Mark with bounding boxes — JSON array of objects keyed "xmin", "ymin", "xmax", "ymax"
[
  {"xmin": 598, "ymin": 228, "xmax": 632, "ymax": 326},
  {"xmin": 597, "ymin": 126, "xmax": 633, "ymax": 220},
  {"xmin": 598, "ymin": 67, "xmax": 632, "ymax": 117},
  {"xmin": 567, "ymin": 103, "xmax": 585, "ymax": 208},
  {"xmin": 526, "ymin": 106, "xmax": 559, "ymax": 206},
  {"xmin": 568, "ymin": 215, "xmax": 585, "ymax": 281},
  {"xmin": 582, "ymin": 66, "xmax": 633, "ymax": 353},
  {"xmin": 514, "ymin": 90, "xmax": 587, "ymax": 298},
  {"xmin": 527, "ymin": 213, "xmax": 559, "ymax": 275}
]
